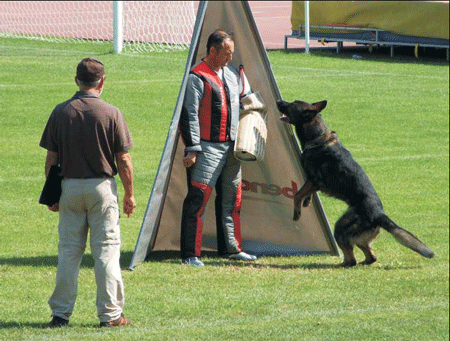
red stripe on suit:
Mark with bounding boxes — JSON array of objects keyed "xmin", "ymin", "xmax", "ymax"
[
  {"xmin": 231, "ymin": 182, "xmax": 243, "ymax": 252},
  {"xmin": 191, "ymin": 180, "xmax": 213, "ymax": 256}
]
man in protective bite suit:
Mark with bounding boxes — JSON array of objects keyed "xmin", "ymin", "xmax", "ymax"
[{"xmin": 179, "ymin": 29, "xmax": 257, "ymax": 267}]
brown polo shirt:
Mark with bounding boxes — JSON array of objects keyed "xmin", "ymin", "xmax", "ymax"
[{"xmin": 40, "ymin": 91, "xmax": 133, "ymax": 178}]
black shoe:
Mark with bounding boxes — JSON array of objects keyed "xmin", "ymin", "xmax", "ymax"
[{"xmin": 49, "ymin": 316, "xmax": 69, "ymax": 328}]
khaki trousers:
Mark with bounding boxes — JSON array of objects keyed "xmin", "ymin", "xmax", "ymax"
[{"xmin": 48, "ymin": 178, "xmax": 124, "ymax": 323}]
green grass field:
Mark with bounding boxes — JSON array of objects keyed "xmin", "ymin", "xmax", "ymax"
[{"xmin": 0, "ymin": 37, "xmax": 448, "ymax": 340}]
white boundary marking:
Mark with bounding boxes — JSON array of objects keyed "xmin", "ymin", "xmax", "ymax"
[
  {"xmin": 358, "ymin": 154, "xmax": 449, "ymax": 162},
  {"xmin": 28, "ymin": 301, "xmax": 449, "ymax": 340},
  {"xmin": 276, "ymin": 65, "xmax": 447, "ymax": 80}
]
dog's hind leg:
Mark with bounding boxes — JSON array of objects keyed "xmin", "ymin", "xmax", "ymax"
[
  {"xmin": 336, "ymin": 240, "xmax": 357, "ymax": 268},
  {"xmin": 355, "ymin": 227, "xmax": 381, "ymax": 265},
  {"xmin": 293, "ymin": 180, "xmax": 316, "ymax": 221},
  {"xmin": 334, "ymin": 208, "xmax": 360, "ymax": 267}
]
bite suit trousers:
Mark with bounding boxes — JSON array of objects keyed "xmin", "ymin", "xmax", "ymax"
[{"xmin": 180, "ymin": 141, "xmax": 243, "ymax": 259}]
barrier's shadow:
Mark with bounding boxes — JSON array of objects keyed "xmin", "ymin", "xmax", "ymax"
[
  {"xmin": 1, "ymin": 251, "xmax": 419, "ymax": 271},
  {"xmin": 142, "ymin": 250, "xmax": 340, "ymax": 270}
]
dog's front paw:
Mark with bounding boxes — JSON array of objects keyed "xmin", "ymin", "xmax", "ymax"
[{"xmin": 293, "ymin": 210, "xmax": 301, "ymax": 221}]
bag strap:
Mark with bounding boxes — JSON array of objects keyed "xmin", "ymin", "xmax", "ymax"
[{"xmin": 239, "ymin": 64, "xmax": 248, "ymax": 98}]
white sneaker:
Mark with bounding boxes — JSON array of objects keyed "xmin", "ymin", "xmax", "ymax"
[
  {"xmin": 229, "ymin": 252, "xmax": 257, "ymax": 261},
  {"xmin": 183, "ymin": 257, "xmax": 205, "ymax": 267}
]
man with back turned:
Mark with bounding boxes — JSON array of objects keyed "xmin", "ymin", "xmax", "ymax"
[{"xmin": 40, "ymin": 57, "xmax": 135, "ymax": 327}]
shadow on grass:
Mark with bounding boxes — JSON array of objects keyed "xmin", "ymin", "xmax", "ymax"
[
  {"xmin": 0, "ymin": 321, "xmax": 103, "ymax": 330},
  {"xmin": 0, "ymin": 251, "xmax": 421, "ymax": 271},
  {"xmin": 140, "ymin": 251, "xmax": 423, "ymax": 270},
  {"xmin": 278, "ymin": 45, "xmax": 449, "ymax": 66},
  {"xmin": 0, "ymin": 321, "xmax": 50, "ymax": 330},
  {"xmin": 142, "ymin": 251, "xmax": 340, "ymax": 270},
  {"xmin": 0, "ymin": 251, "xmax": 134, "ymax": 269}
]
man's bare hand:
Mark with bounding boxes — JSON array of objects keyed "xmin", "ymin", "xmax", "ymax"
[
  {"xmin": 183, "ymin": 151, "xmax": 197, "ymax": 168},
  {"xmin": 47, "ymin": 203, "xmax": 59, "ymax": 212},
  {"xmin": 123, "ymin": 195, "xmax": 136, "ymax": 217}
]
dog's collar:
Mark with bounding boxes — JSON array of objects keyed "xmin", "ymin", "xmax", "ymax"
[{"xmin": 303, "ymin": 131, "xmax": 338, "ymax": 150}]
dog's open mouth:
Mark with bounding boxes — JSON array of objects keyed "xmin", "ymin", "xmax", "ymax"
[{"xmin": 279, "ymin": 115, "xmax": 290, "ymax": 123}]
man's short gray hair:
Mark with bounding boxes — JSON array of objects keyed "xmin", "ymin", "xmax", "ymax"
[{"xmin": 77, "ymin": 78, "xmax": 102, "ymax": 88}]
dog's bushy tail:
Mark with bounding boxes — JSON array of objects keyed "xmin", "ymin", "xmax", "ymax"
[{"xmin": 377, "ymin": 215, "xmax": 435, "ymax": 258}]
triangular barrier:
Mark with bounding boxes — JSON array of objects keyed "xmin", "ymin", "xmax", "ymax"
[{"xmin": 128, "ymin": 1, "xmax": 340, "ymax": 270}]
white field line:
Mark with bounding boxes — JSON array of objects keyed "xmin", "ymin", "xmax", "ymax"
[
  {"xmin": 0, "ymin": 44, "xmax": 106, "ymax": 56},
  {"xmin": 1, "ymin": 153, "xmax": 446, "ymax": 183},
  {"xmin": 2, "ymin": 71, "xmax": 447, "ymax": 88},
  {"xmin": 0, "ymin": 43, "xmax": 186, "ymax": 59},
  {"xmin": 2, "ymin": 44, "xmax": 448, "ymax": 81},
  {"xmin": 358, "ymin": 154, "xmax": 449, "ymax": 162},
  {"xmin": 0, "ymin": 78, "xmax": 181, "ymax": 88},
  {"xmin": 275, "ymin": 65, "xmax": 448, "ymax": 80},
  {"xmin": 28, "ymin": 301, "xmax": 449, "ymax": 340}
]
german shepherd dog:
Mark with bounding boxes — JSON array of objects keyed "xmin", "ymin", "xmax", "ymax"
[{"xmin": 277, "ymin": 99, "xmax": 434, "ymax": 267}]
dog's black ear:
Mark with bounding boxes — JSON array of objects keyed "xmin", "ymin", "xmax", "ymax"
[{"xmin": 311, "ymin": 100, "xmax": 327, "ymax": 113}]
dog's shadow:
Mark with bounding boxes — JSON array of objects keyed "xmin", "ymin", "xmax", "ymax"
[
  {"xmin": 138, "ymin": 251, "xmax": 422, "ymax": 271},
  {"xmin": 0, "ymin": 251, "xmax": 420, "ymax": 271}
]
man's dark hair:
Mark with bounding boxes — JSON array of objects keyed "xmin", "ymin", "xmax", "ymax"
[{"xmin": 206, "ymin": 29, "xmax": 233, "ymax": 54}]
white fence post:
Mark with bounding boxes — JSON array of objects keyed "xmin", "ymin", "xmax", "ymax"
[{"xmin": 113, "ymin": 1, "xmax": 123, "ymax": 53}]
